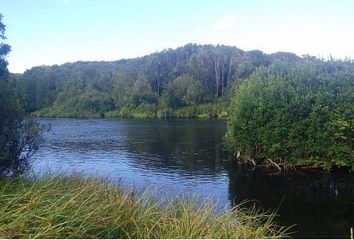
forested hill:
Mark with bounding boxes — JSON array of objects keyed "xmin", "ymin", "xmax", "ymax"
[{"xmin": 16, "ymin": 44, "xmax": 307, "ymax": 118}]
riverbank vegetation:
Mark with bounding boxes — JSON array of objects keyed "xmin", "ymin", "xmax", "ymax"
[
  {"xmin": 0, "ymin": 14, "xmax": 41, "ymax": 176},
  {"xmin": 0, "ymin": 175, "xmax": 287, "ymax": 239},
  {"xmin": 16, "ymin": 44, "xmax": 304, "ymax": 118},
  {"xmin": 225, "ymin": 61, "xmax": 354, "ymax": 171}
]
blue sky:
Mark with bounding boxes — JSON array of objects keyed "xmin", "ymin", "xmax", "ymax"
[{"xmin": 1, "ymin": 0, "xmax": 354, "ymax": 73}]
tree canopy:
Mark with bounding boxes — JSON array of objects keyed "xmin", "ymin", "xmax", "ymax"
[{"xmin": 17, "ymin": 44, "xmax": 304, "ymax": 118}]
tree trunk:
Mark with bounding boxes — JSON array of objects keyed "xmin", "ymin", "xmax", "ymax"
[
  {"xmin": 226, "ymin": 57, "xmax": 233, "ymax": 92},
  {"xmin": 214, "ymin": 56, "xmax": 220, "ymax": 98}
]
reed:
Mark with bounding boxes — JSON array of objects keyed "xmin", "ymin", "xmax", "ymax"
[{"xmin": 0, "ymin": 174, "xmax": 288, "ymax": 238}]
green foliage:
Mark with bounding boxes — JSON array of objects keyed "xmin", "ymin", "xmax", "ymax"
[
  {"xmin": 104, "ymin": 102, "xmax": 228, "ymax": 118},
  {"xmin": 33, "ymin": 90, "xmax": 115, "ymax": 118},
  {"xmin": 0, "ymin": 175, "xmax": 288, "ymax": 238},
  {"xmin": 121, "ymin": 76, "xmax": 159, "ymax": 107},
  {"xmin": 225, "ymin": 61, "xmax": 354, "ymax": 171},
  {"xmin": 171, "ymin": 102, "xmax": 228, "ymax": 118},
  {"xmin": 0, "ymin": 15, "xmax": 10, "ymax": 77},
  {"xmin": 0, "ymin": 14, "xmax": 42, "ymax": 176},
  {"xmin": 17, "ymin": 44, "xmax": 298, "ymax": 118},
  {"xmin": 162, "ymin": 74, "xmax": 205, "ymax": 108}
]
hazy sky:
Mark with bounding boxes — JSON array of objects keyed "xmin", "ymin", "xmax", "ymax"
[{"xmin": 1, "ymin": 0, "xmax": 354, "ymax": 73}]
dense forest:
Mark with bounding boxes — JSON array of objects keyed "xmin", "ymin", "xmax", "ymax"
[{"xmin": 16, "ymin": 44, "xmax": 305, "ymax": 118}]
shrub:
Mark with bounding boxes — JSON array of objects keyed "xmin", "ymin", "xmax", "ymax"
[
  {"xmin": 33, "ymin": 90, "xmax": 115, "ymax": 118},
  {"xmin": 225, "ymin": 61, "xmax": 354, "ymax": 170}
]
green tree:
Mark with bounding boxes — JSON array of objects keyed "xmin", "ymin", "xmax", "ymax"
[
  {"xmin": 163, "ymin": 74, "xmax": 204, "ymax": 108},
  {"xmin": 130, "ymin": 76, "xmax": 158, "ymax": 106},
  {"xmin": 0, "ymin": 14, "xmax": 41, "ymax": 175}
]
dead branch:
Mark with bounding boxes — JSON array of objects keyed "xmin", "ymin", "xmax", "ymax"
[{"xmin": 267, "ymin": 158, "xmax": 282, "ymax": 172}]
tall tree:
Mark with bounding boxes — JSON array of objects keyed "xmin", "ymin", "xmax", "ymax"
[
  {"xmin": 0, "ymin": 14, "xmax": 41, "ymax": 175},
  {"xmin": 0, "ymin": 14, "xmax": 10, "ymax": 77}
]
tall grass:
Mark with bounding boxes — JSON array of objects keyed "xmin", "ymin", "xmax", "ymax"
[{"xmin": 0, "ymin": 175, "xmax": 288, "ymax": 238}]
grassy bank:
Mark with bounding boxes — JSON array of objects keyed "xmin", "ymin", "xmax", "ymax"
[
  {"xmin": 32, "ymin": 102, "xmax": 228, "ymax": 119},
  {"xmin": 0, "ymin": 175, "xmax": 287, "ymax": 238}
]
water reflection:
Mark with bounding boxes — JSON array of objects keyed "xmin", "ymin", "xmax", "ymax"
[
  {"xmin": 32, "ymin": 118, "xmax": 354, "ymax": 238},
  {"xmin": 120, "ymin": 119, "xmax": 226, "ymax": 176},
  {"xmin": 225, "ymin": 162, "xmax": 354, "ymax": 238}
]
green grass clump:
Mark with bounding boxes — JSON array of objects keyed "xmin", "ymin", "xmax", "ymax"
[{"xmin": 0, "ymin": 175, "xmax": 288, "ymax": 238}]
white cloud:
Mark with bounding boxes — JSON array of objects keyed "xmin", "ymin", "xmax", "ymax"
[{"xmin": 212, "ymin": 15, "xmax": 238, "ymax": 32}]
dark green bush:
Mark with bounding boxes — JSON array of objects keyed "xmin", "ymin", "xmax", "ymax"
[{"xmin": 225, "ymin": 61, "xmax": 354, "ymax": 171}]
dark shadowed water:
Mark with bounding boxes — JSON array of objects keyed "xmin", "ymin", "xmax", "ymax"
[{"xmin": 31, "ymin": 118, "xmax": 354, "ymax": 238}]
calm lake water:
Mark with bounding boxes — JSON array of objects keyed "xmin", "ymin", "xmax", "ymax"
[{"xmin": 31, "ymin": 118, "xmax": 354, "ymax": 238}]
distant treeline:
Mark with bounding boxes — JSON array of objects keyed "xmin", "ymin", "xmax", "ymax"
[{"xmin": 14, "ymin": 44, "xmax": 307, "ymax": 118}]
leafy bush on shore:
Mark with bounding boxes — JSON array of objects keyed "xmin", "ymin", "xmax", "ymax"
[{"xmin": 225, "ymin": 61, "xmax": 354, "ymax": 171}]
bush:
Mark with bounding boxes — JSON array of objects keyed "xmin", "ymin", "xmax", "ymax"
[
  {"xmin": 105, "ymin": 102, "xmax": 228, "ymax": 119},
  {"xmin": 225, "ymin": 61, "xmax": 354, "ymax": 171},
  {"xmin": 33, "ymin": 90, "xmax": 115, "ymax": 118},
  {"xmin": 172, "ymin": 103, "xmax": 228, "ymax": 118}
]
